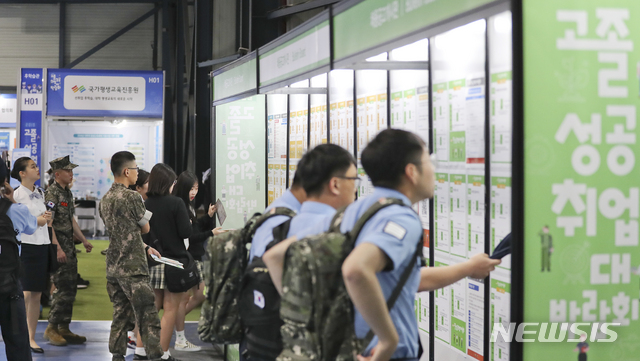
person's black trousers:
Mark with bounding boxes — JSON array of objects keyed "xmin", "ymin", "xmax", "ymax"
[{"xmin": 0, "ymin": 283, "xmax": 33, "ymax": 361}]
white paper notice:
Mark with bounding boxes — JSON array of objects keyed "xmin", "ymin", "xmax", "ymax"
[
  {"xmin": 467, "ymin": 278, "xmax": 484, "ymax": 361},
  {"xmin": 490, "ymin": 71, "xmax": 512, "ymax": 163},
  {"xmin": 435, "ymin": 261, "xmax": 451, "ymax": 345},
  {"xmin": 416, "ymin": 291, "xmax": 430, "ymax": 335},
  {"xmin": 403, "ymin": 89, "xmax": 417, "ymax": 132},
  {"xmin": 390, "ymin": 91, "xmax": 403, "ymax": 129},
  {"xmin": 449, "ymin": 174, "xmax": 467, "ymax": 257},
  {"xmin": 467, "ymin": 173, "xmax": 485, "ymax": 256},
  {"xmin": 491, "ymin": 275, "xmax": 510, "ymax": 361},
  {"xmin": 450, "ymin": 271, "xmax": 467, "ymax": 354},
  {"xmin": 416, "ymin": 86, "xmax": 430, "ymax": 145},
  {"xmin": 465, "ymin": 76, "xmax": 485, "ymax": 163},
  {"xmin": 435, "ymin": 172, "xmax": 450, "ymax": 253},
  {"xmin": 491, "ymin": 174, "xmax": 511, "ymax": 269},
  {"xmin": 433, "ymin": 83, "xmax": 449, "ymax": 161}
]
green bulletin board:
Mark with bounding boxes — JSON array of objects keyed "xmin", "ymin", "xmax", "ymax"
[
  {"xmin": 523, "ymin": 1, "xmax": 640, "ymax": 360},
  {"xmin": 215, "ymin": 95, "xmax": 266, "ymax": 230}
]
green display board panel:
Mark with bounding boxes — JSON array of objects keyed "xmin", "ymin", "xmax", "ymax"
[
  {"xmin": 523, "ymin": 1, "xmax": 640, "ymax": 360},
  {"xmin": 215, "ymin": 95, "xmax": 266, "ymax": 230},
  {"xmin": 333, "ymin": 0, "xmax": 495, "ymax": 61},
  {"xmin": 213, "ymin": 59, "xmax": 257, "ymax": 102}
]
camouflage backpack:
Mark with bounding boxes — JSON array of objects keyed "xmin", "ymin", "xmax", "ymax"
[
  {"xmin": 278, "ymin": 198, "xmax": 424, "ymax": 361},
  {"xmin": 198, "ymin": 207, "xmax": 296, "ymax": 344}
]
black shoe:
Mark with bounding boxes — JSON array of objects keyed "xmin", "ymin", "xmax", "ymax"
[
  {"xmin": 77, "ymin": 274, "xmax": 90, "ymax": 287},
  {"xmin": 133, "ymin": 354, "xmax": 149, "ymax": 360},
  {"xmin": 30, "ymin": 347, "xmax": 44, "ymax": 353}
]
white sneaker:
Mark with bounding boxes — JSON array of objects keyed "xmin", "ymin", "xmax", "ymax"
[{"xmin": 174, "ymin": 340, "xmax": 201, "ymax": 352}]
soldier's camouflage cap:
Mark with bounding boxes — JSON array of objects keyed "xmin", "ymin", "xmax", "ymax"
[{"xmin": 49, "ymin": 155, "xmax": 78, "ymax": 170}]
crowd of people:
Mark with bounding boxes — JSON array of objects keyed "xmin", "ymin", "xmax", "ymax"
[{"xmin": 0, "ymin": 128, "xmax": 501, "ymax": 361}]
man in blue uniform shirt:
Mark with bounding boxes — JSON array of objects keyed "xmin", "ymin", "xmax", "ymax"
[
  {"xmin": 248, "ymin": 172, "xmax": 306, "ymax": 263},
  {"xmin": 264, "ymin": 143, "xmax": 358, "ymax": 294},
  {"xmin": 341, "ymin": 129, "xmax": 501, "ymax": 361}
]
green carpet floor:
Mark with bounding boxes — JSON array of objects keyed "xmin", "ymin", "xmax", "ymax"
[{"xmin": 41, "ymin": 239, "xmax": 201, "ymax": 322}]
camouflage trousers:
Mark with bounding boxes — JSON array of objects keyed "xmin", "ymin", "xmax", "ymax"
[
  {"xmin": 106, "ymin": 276, "xmax": 162, "ymax": 359},
  {"xmin": 48, "ymin": 255, "xmax": 78, "ymax": 325}
]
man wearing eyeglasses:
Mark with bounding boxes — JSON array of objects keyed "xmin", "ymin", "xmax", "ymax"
[
  {"xmin": 248, "ymin": 144, "xmax": 357, "ymax": 361},
  {"xmin": 264, "ymin": 143, "xmax": 358, "ymax": 287},
  {"xmin": 100, "ymin": 151, "xmax": 167, "ymax": 361}
]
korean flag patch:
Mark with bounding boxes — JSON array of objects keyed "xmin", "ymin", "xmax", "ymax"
[
  {"xmin": 254, "ymin": 290, "xmax": 265, "ymax": 309},
  {"xmin": 383, "ymin": 221, "xmax": 407, "ymax": 240}
]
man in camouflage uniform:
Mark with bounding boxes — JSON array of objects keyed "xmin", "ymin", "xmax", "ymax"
[
  {"xmin": 99, "ymin": 151, "xmax": 176, "ymax": 361},
  {"xmin": 44, "ymin": 155, "xmax": 93, "ymax": 346}
]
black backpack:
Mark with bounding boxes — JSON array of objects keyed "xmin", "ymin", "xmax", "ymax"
[
  {"xmin": 198, "ymin": 207, "xmax": 296, "ymax": 344},
  {"xmin": 238, "ymin": 219, "xmax": 292, "ymax": 359},
  {"xmin": 0, "ymin": 198, "xmax": 21, "ymax": 296}
]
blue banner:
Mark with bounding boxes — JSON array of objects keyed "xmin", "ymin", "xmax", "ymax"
[
  {"xmin": 47, "ymin": 69, "xmax": 163, "ymax": 118},
  {"xmin": 19, "ymin": 68, "xmax": 44, "ymax": 186}
]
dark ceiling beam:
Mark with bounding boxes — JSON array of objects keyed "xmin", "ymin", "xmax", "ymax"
[
  {"xmin": 65, "ymin": 6, "xmax": 158, "ymax": 68},
  {"xmin": 266, "ymin": 0, "xmax": 340, "ymax": 20}
]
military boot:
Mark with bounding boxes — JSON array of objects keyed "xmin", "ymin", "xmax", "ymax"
[
  {"xmin": 58, "ymin": 324, "xmax": 87, "ymax": 344},
  {"xmin": 43, "ymin": 323, "xmax": 68, "ymax": 346}
]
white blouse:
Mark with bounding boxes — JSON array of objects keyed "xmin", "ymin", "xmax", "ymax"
[{"xmin": 13, "ymin": 185, "xmax": 51, "ymax": 245}]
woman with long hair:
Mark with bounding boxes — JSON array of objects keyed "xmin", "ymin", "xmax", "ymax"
[
  {"xmin": 171, "ymin": 171, "xmax": 225, "ymax": 351},
  {"xmin": 144, "ymin": 164, "xmax": 191, "ymax": 360},
  {"xmin": 10, "ymin": 157, "xmax": 61, "ymax": 353}
]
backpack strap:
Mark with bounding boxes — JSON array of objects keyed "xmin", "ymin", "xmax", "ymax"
[
  {"xmin": 266, "ymin": 218, "xmax": 293, "ymax": 251},
  {"xmin": 246, "ymin": 207, "xmax": 296, "ymax": 243},
  {"xmin": 348, "ymin": 198, "xmax": 423, "ymax": 355},
  {"xmin": 360, "ymin": 232, "xmax": 424, "ymax": 354},
  {"xmin": 348, "ymin": 198, "xmax": 406, "ymax": 247},
  {"xmin": 328, "ymin": 206, "xmax": 348, "ymax": 233}
]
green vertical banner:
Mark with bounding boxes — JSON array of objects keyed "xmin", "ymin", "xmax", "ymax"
[
  {"xmin": 523, "ymin": 1, "xmax": 640, "ymax": 360},
  {"xmin": 215, "ymin": 95, "xmax": 266, "ymax": 230}
]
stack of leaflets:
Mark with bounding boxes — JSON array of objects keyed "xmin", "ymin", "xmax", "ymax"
[{"xmin": 150, "ymin": 254, "xmax": 184, "ymax": 269}]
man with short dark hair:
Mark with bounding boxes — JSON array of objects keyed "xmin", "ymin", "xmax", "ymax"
[
  {"xmin": 341, "ymin": 129, "xmax": 500, "ymax": 361},
  {"xmin": 44, "ymin": 155, "xmax": 93, "ymax": 346},
  {"xmin": 264, "ymin": 143, "xmax": 358, "ymax": 293},
  {"xmin": 99, "ymin": 151, "xmax": 174, "ymax": 361}
]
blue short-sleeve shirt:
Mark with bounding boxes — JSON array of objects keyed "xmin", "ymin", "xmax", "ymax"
[
  {"xmin": 340, "ymin": 187, "xmax": 422, "ymax": 359},
  {"xmin": 249, "ymin": 190, "xmax": 302, "ymax": 262},
  {"xmin": 286, "ymin": 201, "xmax": 336, "ymax": 240},
  {"xmin": 7, "ymin": 202, "xmax": 39, "ymax": 242}
]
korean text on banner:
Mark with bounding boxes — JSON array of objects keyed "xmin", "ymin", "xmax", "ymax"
[
  {"xmin": 215, "ymin": 95, "xmax": 266, "ymax": 229},
  {"xmin": 19, "ymin": 68, "xmax": 44, "ymax": 186},
  {"xmin": 47, "ymin": 69, "xmax": 163, "ymax": 118},
  {"xmin": 523, "ymin": 1, "xmax": 640, "ymax": 360}
]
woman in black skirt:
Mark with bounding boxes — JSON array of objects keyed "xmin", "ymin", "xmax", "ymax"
[
  {"xmin": 145, "ymin": 163, "xmax": 192, "ymax": 358},
  {"xmin": 11, "ymin": 157, "xmax": 64, "ymax": 353},
  {"xmin": 171, "ymin": 171, "xmax": 225, "ymax": 351}
]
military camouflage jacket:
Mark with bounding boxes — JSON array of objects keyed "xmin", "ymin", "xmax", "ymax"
[
  {"xmin": 45, "ymin": 181, "xmax": 75, "ymax": 254},
  {"xmin": 99, "ymin": 182, "xmax": 149, "ymax": 278}
]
